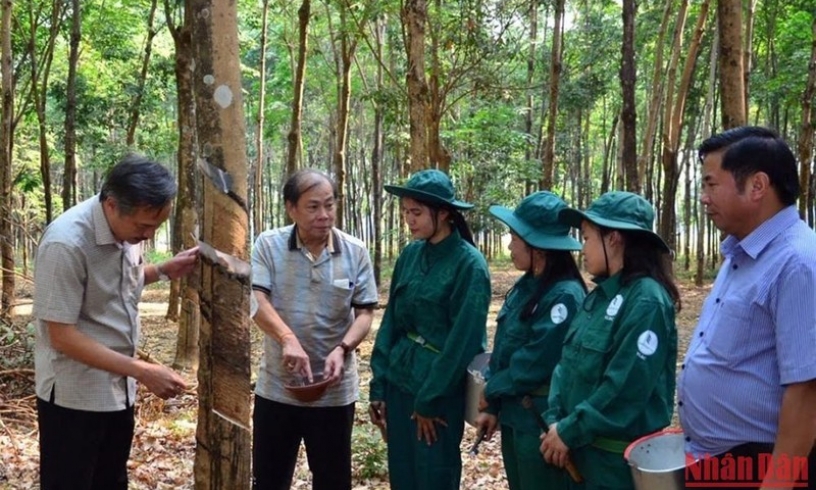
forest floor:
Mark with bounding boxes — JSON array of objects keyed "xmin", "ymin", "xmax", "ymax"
[{"xmin": 0, "ymin": 264, "xmax": 710, "ymax": 489}]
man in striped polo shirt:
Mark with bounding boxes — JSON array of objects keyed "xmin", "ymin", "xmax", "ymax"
[{"xmin": 33, "ymin": 155, "xmax": 199, "ymax": 490}]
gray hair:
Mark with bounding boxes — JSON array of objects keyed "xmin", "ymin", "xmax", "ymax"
[{"xmin": 99, "ymin": 154, "xmax": 177, "ymax": 214}]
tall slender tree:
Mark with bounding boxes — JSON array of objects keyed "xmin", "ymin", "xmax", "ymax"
[
  {"xmin": 125, "ymin": 0, "xmax": 160, "ymax": 147},
  {"xmin": 403, "ymin": 0, "xmax": 429, "ymax": 172},
  {"xmin": 253, "ymin": 0, "xmax": 270, "ymax": 237},
  {"xmin": 165, "ymin": 0, "xmax": 200, "ymax": 371},
  {"xmin": 797, "ymin": 16, "xmax": 816, "ymax": 219},
  {"xmin": 620, "ymin": 0, "xmax": 638, "ymax": 192},
  {"xmin": 28, "ymin": 0, "xmax": 65, "ymax": 225},
  {"xmin": 286, "ymin": 0, "xmax": 310, "ymax": 178},
  {"xmin": 717, "ymin": 0, "xmax": 746, "ymax": 128},
  {"xmin": 0, "ymin": 0, "xmax": 13, "ymax": 322},
  {"xmin": 639, "ymin": 0, "xmax": 673, "ymax": 191},
  {"xmin": 189, "ymin": 0, "xmax": 252, "ymax": 485},
  {"xmin": 541, "ymin": 0, "xmax": 564, "ymax": 190},
  {"xmin": 62, "ymin": 0, "xmax": 80, "ymax": 212}
]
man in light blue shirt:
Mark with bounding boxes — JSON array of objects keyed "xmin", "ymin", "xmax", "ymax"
[{"xmin": 678, "ymin": 126, "xmax": 816, "ymax": 490}]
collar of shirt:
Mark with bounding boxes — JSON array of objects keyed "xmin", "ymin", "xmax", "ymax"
[
  {"xmin": 92, "ymin": 197, "xmax": 119, "ymax": 247},
  {"xmin": 721, "ymin": 205, "xmax": 799, "ymax": 260},
  {"xmin": 289, "ymin": 225, "xmax": 339, "ymax": 258},
  {"xmin": 591, "ymin": 272, "xmax": 624, "ymax": 300},
  {"xmin": 422, "ymin": 227, "xmax": 463, "ymax": 258}
]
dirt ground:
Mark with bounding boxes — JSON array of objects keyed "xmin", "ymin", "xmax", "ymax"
[{"xmin": 0, "ymin": 265, "xmax": 710, "ymax": 489}]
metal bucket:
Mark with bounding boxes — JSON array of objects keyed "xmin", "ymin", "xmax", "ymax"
[
  {"xmin": 464, "ymin": 352, "xmax": 490, "ymax": 427},
  {"xmin": 625, "ymin": 429, "xmax": 690, "ymax": 490}
]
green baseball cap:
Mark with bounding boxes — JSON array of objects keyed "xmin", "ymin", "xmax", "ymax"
[
  {"xmin": 558, "ymin": 191, "xmax": 670, "ymax": 252},
  {"xmin": 489, "ymin": 191, "xmax": 581, "ymax": 251},
  {"xmin": 384, "ymin": 169, "xmax": 473, "ymax": 210}
]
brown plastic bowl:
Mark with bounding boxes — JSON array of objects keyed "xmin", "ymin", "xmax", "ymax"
[{"xmin": 284, "ymin": 376, "xmax": 332, "ymax": 403}]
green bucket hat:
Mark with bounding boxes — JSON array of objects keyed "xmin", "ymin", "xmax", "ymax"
[
  {"xmin": 489, "ymin": 191, "xmax": 581, "ymax": 251},
  {"xmin": 384, "ymin": 169, "xmax": 473, "ymax": 210},
  {"xmin": 558, "ymin": 191, "xmax": 670, "ymax": 252}
]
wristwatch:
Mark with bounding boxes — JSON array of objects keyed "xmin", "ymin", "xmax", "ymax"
[
  {"xmin": 336, "ymin": 341, "xmax": 352, "ymax": 357},
  {"xmin": 157, "ymin": 265, "xmax": 170, "ymax": 282}
]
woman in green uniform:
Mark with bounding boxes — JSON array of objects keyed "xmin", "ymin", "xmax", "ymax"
[
  {"xmin": 475, "ymin": 191, "xmax": 587, "ymax": 490},
  {"xmin": 369, "ymin": 169, "xmax": 491, "ymax": 490},
  {"xmin": 540, "ymin": 191, "xmax": 680, "ymax": 490}
]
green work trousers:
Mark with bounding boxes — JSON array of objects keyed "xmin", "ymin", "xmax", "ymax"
[
  {"xmin": 501, "ymin": 424, "xmax": 568, "ymax": 490},
  {"xmin": 384, "ymin": 386, "xmax": 465, "ymax": 490}
]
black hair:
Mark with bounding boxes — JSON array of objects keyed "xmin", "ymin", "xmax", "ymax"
[
  {"xmin": 617, "ymin": 229, "xmax": 681, "ymax": 311},
  {"xmin": 98, "ymin": 154, "xmax": 176, "ymax": 214},
  {"xmin": 698, "ymin": 126, "xmax": 799, "ymax": 206},
  {"xmin": 282, "ymin": 168, "xmax": 337, "ymax": 205},
  {"xmin": 520, "ymin": 249, "xmax": 587, "ymax": 321},
  {"xmin": 408, "ymin": 196, "xmax": 476, "ymax": 246}
]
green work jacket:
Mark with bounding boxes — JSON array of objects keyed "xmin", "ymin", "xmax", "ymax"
[
  {"xmin": 544, "ymin": 273, "xmax": 677, "ymax": 488},
  {"xmin": 369, "ymin": 229, "xmax": 491, "ymax": 418},
  {"xmin": 483, "ymin": 274, "xmax": 585, "ymax": 434}
]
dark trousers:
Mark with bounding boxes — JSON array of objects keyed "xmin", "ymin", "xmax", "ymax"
[
  {"xmin": 37, "ymin": 397, "xmax": 134, "ymax": 490},
  {"xmin": 685, "ymin": 442, "xmax": 816, "ymax": 490},
  {"xmin": 252, "ymin": 395, "xmax": 355, "ymax": 490}
]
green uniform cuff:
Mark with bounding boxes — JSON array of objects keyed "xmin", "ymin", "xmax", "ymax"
[
  {"xmin": 369, "ymin": 381, "xmax": 386, "ymax": 402},
  {"xmin": 556, "ymin": 413, "xmax": 594, "ymax": 449},
  {"xmin": 413, "ymin": 397, "xmax": 442, "ymax": 418}
]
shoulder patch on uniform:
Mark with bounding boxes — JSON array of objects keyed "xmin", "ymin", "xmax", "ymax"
[
  {"xmin": 606, "ymin": 294, "xmax": 624, "ymax": 317},
  {"xmin": 550, "ymin": 303, "xmax": 568, "ymax": 324},
  {"xmin": 637, "ymin": 330, "xmax": 659, "ymax": 357}
]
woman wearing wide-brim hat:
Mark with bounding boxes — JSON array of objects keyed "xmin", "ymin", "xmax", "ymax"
[
  {"xmin": 369, "ymin": 169, "xmax": 491, "ymax": 490},
  {"xmin": 474, "ymin": 191, "xmax": 587, "ymax": 490},
  {"xmin": 539, "ymin": 191, "xmax": 680, "ymax": 490}
]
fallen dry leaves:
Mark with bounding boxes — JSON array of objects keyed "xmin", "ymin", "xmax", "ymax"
[{"xmin": 1, "ymin": 270, "xmax": 708, "ymax": 489}]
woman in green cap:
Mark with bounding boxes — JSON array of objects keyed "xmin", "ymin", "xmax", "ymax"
[
  {"xmin": 539, "ymin": 191, "xmax": 680, "ymax": 490},
  {"xmin": 475, "ymin": 191, "xmax": 587, "ymax": 490},
  {"xmin": 369, "ymin": 169, "xmax": 491, "ymax": 490}
]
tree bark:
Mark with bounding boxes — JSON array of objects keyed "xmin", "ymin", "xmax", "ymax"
[
  {"xmin": 165, "ymin": 0, "xmax": 200, "ymax": 371},
  {"xmin": 657, "ymin": 0, "xmax": 691, "ymax": 250},
  {"xmin": 798, "ymin": 17, "xmax": 816, "ymax": 218},
  {"xmin": 286, "ymin": 0, "xmax": 310, "ymax": 179},
  {"xmin": 717, "ymin": 0, "xmax": 746, "ymax": 129},
  {"xmin": 638, "ymin": 0, "xmax": 672, "ymax": 192},
  {"xmin": 525, "ymin": 0, "xmax": 538, "ymax": 194},
  {"xmin": 541, "ymin": 0, "xmax": 564, "ymax": 190},
  {"xmin": 62, "ymin": 0, "xmax": 80, "ymax": 212},
  {"xmin": 403, "ymin": 0, "xmax": 429, "ymax": 172},
  {"xmin": 0, "ymin": 0, "xmax": 13, "ymax": 322},
  {"xmin": 742, "ymin": 0, "xmax": 757, "ymax": 115},
  {"xmin": 28, "ymin": 1, "xmax": 64, "ymax": 225},
  {"xmin": 620, "ymin": 0, "xmax": 638, "ymax": 192},
  {"xmin": 125, "ymin": 0, "xmax": 159, "ymax": 147},
  {"xmin": 696, "ymin": 29, "xmax": 719, "ymax": 286},
  {"xmin": 189, "ymin": 0, "xmax": 251, "ymax": 486},
  {"xmin": 330, "ymin": 2, "xmax": 357, "ymax": 230},
  {"xmin": 253, "ymin": 0, "xmax": 270, "ymax": 238},
  {"xmin": 371, "ymin": 14, "xmax": 385, "ymax": 285}
]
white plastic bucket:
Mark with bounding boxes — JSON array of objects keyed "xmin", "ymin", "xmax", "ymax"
[
  {"xmin": 625, "ymin": 429, "xmax": 691, "ymax": 490},
  {"xmin": 464, "ymin": 352, "xmax": 491, "ymax": 427}
]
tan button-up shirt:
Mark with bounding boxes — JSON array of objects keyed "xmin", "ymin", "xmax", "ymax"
[{"xmin": 34, "ymin": 196, "xmax": 143, "ymax": 411}]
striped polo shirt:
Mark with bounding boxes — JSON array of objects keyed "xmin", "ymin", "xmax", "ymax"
[
  {"xmin": 251, "ymin": 225, "xmax": 378, "ymax": 407},
  {"xmin": 33, "ymin": 196, "xmax": 143, "ymax": 412}
]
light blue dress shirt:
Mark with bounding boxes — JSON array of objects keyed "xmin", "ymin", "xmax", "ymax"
[{"xmin": 678, "ymin": 206, "xmax": 816, "ymax": 456}]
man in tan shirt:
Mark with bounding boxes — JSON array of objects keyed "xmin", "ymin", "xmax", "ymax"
[{"xmin": 34, "ymin": 154, "xmax": 198, "ymax": 490}]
